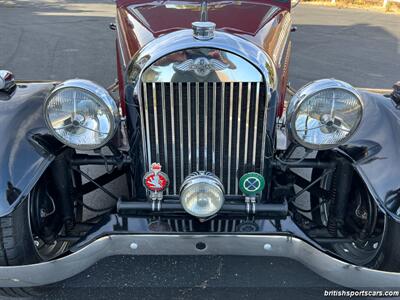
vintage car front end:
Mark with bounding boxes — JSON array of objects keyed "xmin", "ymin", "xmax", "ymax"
[{"xmin": 0, "ymin": 0, "xmax": 400, "ymax": 295}]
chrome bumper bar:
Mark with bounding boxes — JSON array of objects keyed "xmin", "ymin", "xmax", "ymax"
[{"xmin": 0, "ymin": 234, "xmax": 399, "ymax": 288}]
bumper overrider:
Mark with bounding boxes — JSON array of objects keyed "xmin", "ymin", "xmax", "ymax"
[{"xmin": 0, "ymin": 234, "xmax": 399, "ymax": 288}]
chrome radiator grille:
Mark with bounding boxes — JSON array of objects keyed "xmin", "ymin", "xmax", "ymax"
[{"xmin": 140, "ymin": 81, "xmax": 268, "ymax": 195}]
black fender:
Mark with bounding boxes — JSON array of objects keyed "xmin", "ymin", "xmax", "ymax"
[
  {"xmin": 0, "ymin": 82, "xmax": 59, "ymax": 217},
  {"xmin": 340, "ymin": 91, "xmax": 400, "ymax": 222}
]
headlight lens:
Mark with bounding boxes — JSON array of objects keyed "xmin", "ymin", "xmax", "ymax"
[
  {"xmin": 44, "ymin": 79, "xmax": 119, "ymax": 150},
  {"xmin": 287, "ymin": 79, "xmax": 362, "ymax": 150},
  {"xmin": 180, "ymin": 172, "xmax": 224, "ymax": 218}
]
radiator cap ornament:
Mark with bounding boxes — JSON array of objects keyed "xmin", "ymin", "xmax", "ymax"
[
  {"xmin": 143, "ymin": 163, "xmax": 169, "ymax": 193},
  {"xmin": 239, "ymin": 172, "xmax": 265, "ymax": 196},
  {"xmin": 192, "ymin": 21, "xmax": 215, "ymax": 41},
  {"xmin": 192, "ymin": 0, "xmax": 215, "ymax": 40}
]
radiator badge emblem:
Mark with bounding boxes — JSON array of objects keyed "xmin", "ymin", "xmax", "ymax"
[
  {"xmin": 143, "ymin": 163, "xmax": 169, "ymax": 193},
  {"xmin": 239, "ymin": 172, "xmax": 265, "ymax": 196},
  {"xmin": 173, "ymin": 57, "xmax": 229, "ymax": 77}
]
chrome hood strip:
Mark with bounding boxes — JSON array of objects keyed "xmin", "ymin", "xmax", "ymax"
[{"xmin": 0, "ymin": 234, "xmax": 399, "ymax": 288}]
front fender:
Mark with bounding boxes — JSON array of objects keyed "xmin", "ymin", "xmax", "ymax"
[
  {"xmin": 341, "ymin": 91, "xmax": 400, "ymax": 222},
  {"xmin": 0, "ymin": 82, "xmax": 57, "ymax": 217}
]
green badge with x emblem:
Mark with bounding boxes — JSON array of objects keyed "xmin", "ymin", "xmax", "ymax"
[{"xmin": 239, "ymin": 172, "xmax": 265, "ymax": 196}]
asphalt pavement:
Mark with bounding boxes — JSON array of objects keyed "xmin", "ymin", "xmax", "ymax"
[{"xmin": 0, "ymin": 1, "xmax": 399, "ymax": 299}]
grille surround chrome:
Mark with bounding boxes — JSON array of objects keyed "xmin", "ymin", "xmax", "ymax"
[{"xmin": 127, "ymin": 32, "xmax": 278, "ymax": 196}]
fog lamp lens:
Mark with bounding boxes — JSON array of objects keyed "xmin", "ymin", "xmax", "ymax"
[{"xmin": 180, "ymin": 172, "xmax": 224, "ymax": 218}]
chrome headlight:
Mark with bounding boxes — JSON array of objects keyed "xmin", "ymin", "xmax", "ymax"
[
  {"xmin": 180, "ymin": 172, "xmax": 224, "ymax": 218},
  {"xmin": 44, "ymin": 79, "xmax": 119, "ymax": 150},
  {"xmin": 287, "ymin": 79, "xmax": 363, "ymax": 150}
]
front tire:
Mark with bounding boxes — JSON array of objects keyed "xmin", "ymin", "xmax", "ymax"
[
  {"xmin": 0, "ymin": 200, "xmax": 43, "ymax": 297},
  {"xmin": 0, "ymin": 173, "xmax": 70, "ymax": 297}
]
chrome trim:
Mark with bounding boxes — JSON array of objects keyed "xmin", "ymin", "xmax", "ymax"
[
  {"xmin": 180, "ymin": 171, "xmax": 225, "ymax": 217},
  {"xmin": 212, "ymin": 82, "xmax": 217, "ymax": 174},
  {"xmin": 161, "ymin": 82, "xmax": 169, "ymax": 188},
  {"xmin": 130, "ymin": 30, "xmax": 276, "ymax": 195},
  {"xmin": 260, "ymin": 85, "xmax": 269, "ymax": 173},
  {"xmin": 196, "ymin": 82, "xmax": 200, "ymax": 171},
  {"xmin": 143, "ymin": 83, "xmax": 152, "ymax": 167},
  {"xmin": 173, "ymin": 57, "xmax": 229, "ymax": 78},
  {"xmin": 141, "ymin": 48, "xmax": 263, "ymax": 83},
  {"xmin": 243, "ymin": 83, "xmax": 252, "ymax": 165},
  {"xmin": 180, "ymin": 172, "xmax": 225, "ymax": 195},
  {"xmin": 174, "ymin": 219, "xmax": 179, "ymax": 231},
  {"xmin": 200, "ymin": 0, "xmax": 208, "ymax": 22},
  {"xmin": 138, "ymin": 84, "xmax": 149, "ymax": 171},
  {"xmin": 170, "ymin": 83, "xmax": 177, "ymax": 194},
  {"xmin": 43, "ymin": 79, "xmax": 120, "ymax": 151},
  {"xmin": 1, "ymin": 234, "xmax": 399, "ymax": 288},
  {"xmin": 187, "ymin": 83, "xmax": 192, "ymax": 174},
  {"xmin": 152, "ymin": 83, "xmax": 160, "ymax": 162},
  {"xmin": 129, "ymin": 30, "xmax": 276, "ymax": 88},
  {"xmin": 252, "ymin": 82, "xmax": 260, "ymax": 166},
  {"xmin": 182, "ymin": 220, "xmax": 187, "ymax": 232},
  {"xmin": 0, "ymin": 70, "xmax": 16, "ymax": 92},
  {"xmin": 138, "ymin": 80, "xmax": 266, "ymax": 195},
  {"xmin": 178, "ymin": 82, "xmax": 184, "ymax": 181},
  {"xmin": 192, "ymin": 21, "xmax": 216, "ymax": 41},
  {"xmin": 204, "ymin": 82, "xmax": 208, "ymax": 171},
  {"xmin": 219, "ymin": 83, "xmax": 225, "ymax": 183},
  {"xmin": 189, "ymin": 220, "xmax": 194, "ymax": 231},
  {"xmin": 286, "ymin": 79, "xmax": 363, "ymax": 151},
  {"xmin": 227, "ymin": 82, "xmax": 234, "ymax": 194},
  {"xmin": 235, "ymin": 82, "xmax": 243, "ymax": 194}
]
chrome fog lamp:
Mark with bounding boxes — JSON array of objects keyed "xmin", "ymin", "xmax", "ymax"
[
  {"xmin": 180, "ymin": 172, "xmax": 225, "ymax": 218},
  {"xmin": 287, "ymin": 79, "xmax": 363, "ymax": 150},
  {"xmin": 44, "ymin": 79, "xmax": 119, "ymax": 150}
]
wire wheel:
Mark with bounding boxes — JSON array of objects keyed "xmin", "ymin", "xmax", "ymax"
[
  {"xmin": 315, "ymin": 168, "xmax": 385, "ymax": 266},
  {"xmin": 29, "ymin": 176, "xmax": 70, "ymax": 261}
]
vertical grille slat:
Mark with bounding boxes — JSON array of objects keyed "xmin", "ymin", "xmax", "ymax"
[
  {"xmin": 252, "ymin": 82, "xmax": 261, "ymax": 166},
  {"xmin": 211, "ymin": 82, "xmax": 217, "ymax": 174},
  {"xmin": 260, "ymin": 84, "xmax": 268, "ymax": 173},
  {"xmin": 227, "ymin": 83, "xmax": 234, "ymax": 194},
  {"xmin": 141, "ymin": 81, "xmax": 267, "ymax": 195},
  {"xmin": 160, "ymin": 83, "xmax": 169, "ymax": 194},
  {"xmin": 187, "ymin": 83, "xmax": 192, "ymax": 174},
  {"xmin": 234, "ymin": 82, "xmax": 243, "ymax": 194},
  {"xmin": 219, "ymin": 83, "xmax": 225, "ymax": 184},
  {"xmin": 143, "ymin": 84, "xmax": 152, "ymax": 167},
  {"xmin": 244, "ymin": 83, "xmax": 252, "ymax": 166},
  {"xmin": 169, "ymin": 83, "xmax": 177, "ymax": 194},
  {"xmin": 152, "ymin": 83, "xmax": 160, "ymax": 162},
  {"xmin": 178, "ymin": 82, "xmax": 184, "ymax": 183},
  {"xmin": 195, "ymin": 82, "xmax": 200, "ymax": 172},
  {"xmin": 204, "ymin": 82, "xmax": 208, "ymax": 171}
]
